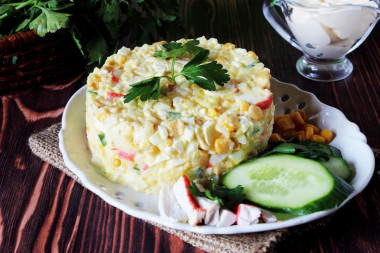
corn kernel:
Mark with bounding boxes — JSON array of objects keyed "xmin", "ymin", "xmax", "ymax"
[
  {"xmin": 282, "ymin": 129, "xmax": 296, "ymax": 140},
  {"xmin": 269, "ymin": 133, "xmax": 285, "ymax": 143},
  {"xmin": 166, "ymin": 138, "xmax": 173, "ymax": 146},
  {"xmin": 291, "ymin": 111, "xmax": 305, "ymax": 128},
  {"xmin": 207, "ymin": 108, "xmax": 219, "ymax": 118},
  {"xmin": 98, "ymin": 113, "xmax": 107, "ymax": 121},
  {"xmin": 249, "ymin": 105, "xmax": 262, "ymax": 121},
  {"xmin": 153, "ymin": 41, "xmax": 167, "ymax": 46},
  {"xmin": 222, "ymin": 100, "xmax": 233, "ymax": 107},
  {"xmin": 239, "ymin": 101, "xmax": 250, "ymax": 112},
  {"xmin": 305, "ymin": 126, "xmax": 314, "ymax": 140},
  {"xmin": 222, "ymin": 115, "xmax": 239, "ymax": 132},
  {"xmin": 89, "ymin": 82, "xmax": 98, "ymax": 90},
  {"xmin": 310, "ymin": 134, "xmax": 326, "ymax": 143},
  {"xmin": 222, "ymin": 43, "xmax": 235, "ymax": 51},
  {"xmin": 305, "ymin": 124, "xmax": 320, "ymax": 134},
  {"xmin": 274, "ymin": 115, "xmax": 281, "ymax": 127},
  {"xmin": 247, "ymin": 51, "xmax": 259, "ymax": 60},
  {"xmin": 298, "ymin": 109, "xmax": 307, "ymax": 121},
  {"xmin": 118, "ymin": 55, "xmax": 126, "ymax": 65},
  {"xmin": 216, "ymin": 56, "xmax": 227, "ymax": 63},
  {"xmin": 168, "ymin": 120, "xmax": 184, "ymax": 137},
  {"xmin": 113, "ymin": 159, "xmax": 121, "ymax": 167},
  {"xmin": 276, "ymin": 114, "xmax": 295, "ymax": 132},
  {"xmin": 215, "ymin": 138, "xmax": 231, "ymax": 154},
  {"xmin": 295, "ymin": 131, "xmax": 306, "ymax": 141},
  {"xmin": 104, "ymin": 65, "xmax": 113, "ymax": 72},
  {"xmin": 320, "ymin": 129, "xmax": 333, "ymax": 142}
]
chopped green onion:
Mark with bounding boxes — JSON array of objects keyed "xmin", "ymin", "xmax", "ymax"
[
  {"xmin": 87, "ymin": 90, "xmax": 98, "ymax": 95},
  {"xmin": 246, "ymin": 61, "xmax": 261, "ymax": 68},
  {"xmin": 246, "ymin": 129, "xmax": 260, "ymax": 137},
  {"xmin": 167, "ymin": 111, "xmax": 181, "ymax": 120},
  {"xmin": 98, "ymin": 133, "xmax": 107, "ymax": 146}
]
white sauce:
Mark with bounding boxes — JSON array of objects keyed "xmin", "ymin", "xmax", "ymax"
[{"xmin": 286, "ymin": 0, "xmax": 379, "ymax": 58}]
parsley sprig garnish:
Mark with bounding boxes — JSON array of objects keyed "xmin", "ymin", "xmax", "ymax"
[
  {"xmin": 124, "ymin": 39, "xmax": 230, "ymax": 103},
  {"xmin": 188, "ymin": 180, "xmax": 246, "ymax": 209}
]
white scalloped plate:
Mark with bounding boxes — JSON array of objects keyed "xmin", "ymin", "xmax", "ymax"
[{"xmin": 59, "ymin": 78, "xmax": 375, "ymax": 234}]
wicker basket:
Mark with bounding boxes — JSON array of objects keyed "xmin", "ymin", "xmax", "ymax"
[{"xmin": 0, "ymin": 30, "xmax": 85, "ymax": 93}]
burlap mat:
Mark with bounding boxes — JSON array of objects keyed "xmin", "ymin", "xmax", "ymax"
[{"xmin": 29, "ymin": 123, "xmax": 327, "ymax": 253}]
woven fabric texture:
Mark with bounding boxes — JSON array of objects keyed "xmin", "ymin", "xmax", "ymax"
[{"xmin": 30, "ymin": 123, "xmax": 326, "ymax": 253}]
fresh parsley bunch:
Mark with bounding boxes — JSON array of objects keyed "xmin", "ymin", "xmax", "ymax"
[
  {"xmin": 0, "ymin": 0, "xmax": 182, "ymax": 69},
  {"xmin": 124, "ymin": 39, "xmax": 230, "ymax": 103}
]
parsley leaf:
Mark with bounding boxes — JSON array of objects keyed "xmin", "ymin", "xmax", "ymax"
[
  {"xmin": 28, "ymin": 12, "xmax": 47, "ymax": 37},
  {"xmin": 0, "ymin": 0, "xmax": 182, "ymax": 69},
  {"xmin": 28, "ymin": 7, "xmax": 70, "ymax": 37},
  {"xmin": 188, "ymin": 180, "xmax": 245, "ymax": 209},
  {"xmin": 86, "ymin": 31, "xmax": 108, "ymax": 66},
  {"xmin": 180, "ymin": 50, "xmax": 229, "ymax": 90},
  {"xmin": 124, "ymin": 39, "xmax": 230, "ymax": 102},
  {"xmin": 124, "ymin": 77, "xmax": 161, "ymax": 103},
  {"xmin": 154, "ymin": 39, "xmax": 205, "ymax": 58}
]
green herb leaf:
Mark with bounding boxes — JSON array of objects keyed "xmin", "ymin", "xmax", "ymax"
[
  {"xmin": 188, "ymin": 180, "xmax": 245, "ymax": 209},
  {"xmin": 154, "ymin": 39, "xmax": 204, "ymax": 58},
  {"xmin": 162, "ymin": 15, "xmax": 176, "ymax": 22},
  {"xmin": 167, "ymin": 111, "xmax": 181, "ymax": 120},
  {"xmin": 246, "ymin": 61, "xmax": 261, "ymax": 68},
  {"xmin": 16, "ymin": 18, "xmax": 31, "ymax": 32},
  {"xmin": 47, "ymin": 0, "xmax": 58, "ymax": 9},
  {"xmin": 188, "ymin": 181, "xmax": 206, "ymax": 198},
  {"xmin": 0, "ymin": 0, "xmax": 182, "ymax": 70},
  {"xmin": 87, "ymin": 90, "xmax": 98, "ymax": 95},
  {"xmin": 28, "ymin": 12, "xmax": 48, "ymax": 36},
  {"xmin": 180, "ymin": 50, "xmax": 230, "ymax": 90},
  {"xmin": 125, "ymin": 39, "xmax": 230, "ymax": 102},
  {"xmin": 86, "ymin": 31, "xmax": 108, "ymax": 65},
  {"xmin": 28, "ymin": 7, "xmax": 70, "ymax": 37},
  {"xmin": 0, "ymin": 5, "xmax": 12, "ymax": 16},
  {"xmin": 44, "ymin": 9, "xmax": 70, "ymax": 33},
  {"xmin": 98, "ymin": 133, "xmax": 107, "ymax": 146},
  {"xmin": 246, "ymin": 129, "xmax": 260, "ymax": 137},
  {"xmin": 262, "ymin": 139, "xmax": 331, "ymax": 160},
  {"xmin": 124, "ymin": 77, "xmax": 161, "ymax": 103}
]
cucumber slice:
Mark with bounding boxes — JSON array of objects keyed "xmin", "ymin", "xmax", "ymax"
[
  {"xmin": 329, "ymin": 146, "xmax": 343, "ymax": 158},
  {"xmin": 319, "ymin": 156, "xmax": 353, "ymax": 182},
  {"xmin": 223, "ymin": 154, "xmax": 354, "ymax": 215}
]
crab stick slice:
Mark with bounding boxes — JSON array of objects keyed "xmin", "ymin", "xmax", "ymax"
[
  {"xmin": 173, "ymin": 175, "xmax": 205, "ymax": 226},
  {"xmin": 158, "ymin": 186, "xmax": 187, "ymax": 223},
  {"xmin": 236, "ymin": 204, "xmax": 261, "ymax": 225},
  {"xmin": 193, "ymin": 182, "xmax": 220, "ymax": 226},
  {"xmin": 259, "ymin": 208, "xmax": 277, "ymax": 223},
  {"xmin": 195, "ymin": 197, "xmax": 220, "ymax": 226},
  {"xmin": 216, "ymin": 209, "xmax": 236, "ymax": 227}
]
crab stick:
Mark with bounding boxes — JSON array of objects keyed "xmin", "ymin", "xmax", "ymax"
[
  {"xmin": 236, "ymin": 204, "xmax": 261, "ymax": 225},
  {"xmin": 173, "ymin": 175, "xmax": 206, "ymax": 226},
  {"xmin": 158, "ymin": 186, "xmax": 188, "ymax": 223}
]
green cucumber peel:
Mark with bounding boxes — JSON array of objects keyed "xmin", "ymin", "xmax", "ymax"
[{"xmin": 223, "ymin": 154, "xmax": 354, "ymax": 215}]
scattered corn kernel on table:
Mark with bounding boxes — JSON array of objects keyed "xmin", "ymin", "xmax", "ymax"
[{"xmin": 0, "ymin": 0, "xmax": 379, "ymax": 252}]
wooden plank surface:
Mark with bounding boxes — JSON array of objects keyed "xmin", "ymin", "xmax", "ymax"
[{"xmin": 0, "ymin": 0, "xmax": 379, "ymax": 252}]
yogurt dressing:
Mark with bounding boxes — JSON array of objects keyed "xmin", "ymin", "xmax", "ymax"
[
  {"xmin": 293, "ymin": 0, "xmax": 378, "ymax": 8},
  {"xmin": 285, "ymin": 0, "xmax": 379, "ymax": 58}
]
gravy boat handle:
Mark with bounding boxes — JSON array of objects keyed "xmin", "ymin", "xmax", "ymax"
[{"xmin": 262, "ymin": 0, "xmax": 302, "ymax": 51}]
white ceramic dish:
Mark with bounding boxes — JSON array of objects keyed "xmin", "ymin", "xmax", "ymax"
[{"xmin": 59, "ymin": 78, "xmax": 375, "ymax": 234}]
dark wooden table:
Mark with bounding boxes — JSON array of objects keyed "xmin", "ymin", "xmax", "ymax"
[{"xmin": 1, "ymin": 0, "xmax": 379, "ymax": 252}]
